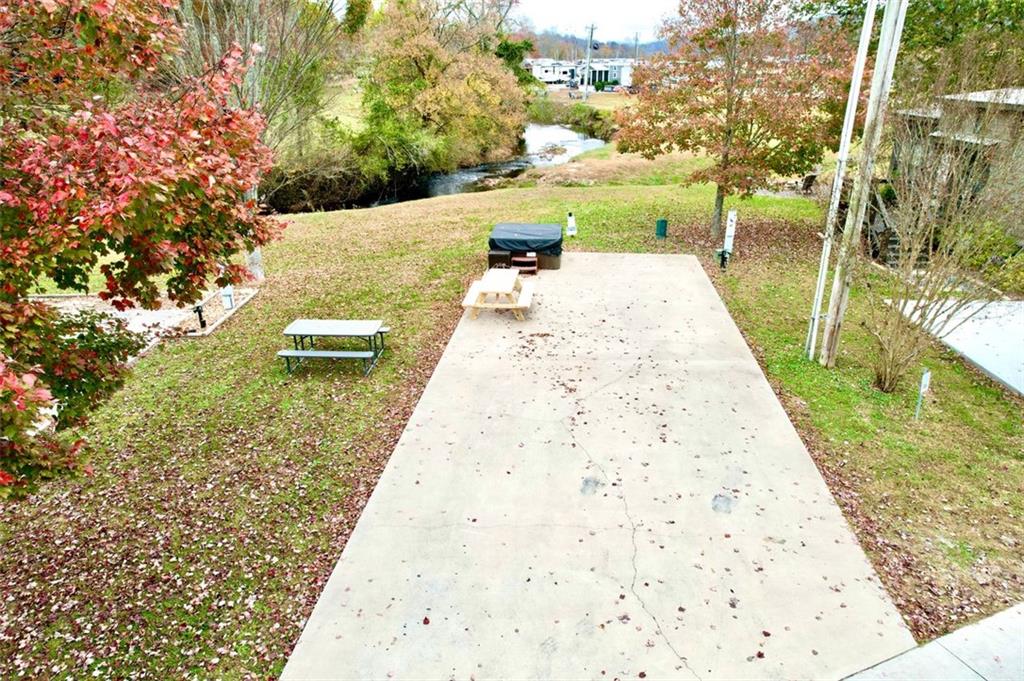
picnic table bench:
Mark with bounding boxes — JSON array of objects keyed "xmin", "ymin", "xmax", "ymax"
[
  {"xmin": 278, "ymin": 319, "xmax": 389, "ymax": 375},
  {"xmin": 462, "ymin": 268, "xmax": 535, "ymax": 321}
]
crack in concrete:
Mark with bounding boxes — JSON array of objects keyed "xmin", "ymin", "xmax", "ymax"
[
  {"xmin": 572, "ymin": 357, "xmax": 643, "ymax": 404},
  {"xmin": 560, "ymin": 419, "xmax": 702, "ymax": 681}
]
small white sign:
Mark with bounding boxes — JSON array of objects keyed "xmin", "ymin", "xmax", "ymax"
[
  {"xmin": 566, "ymin": 212, "xmax": 577, "ymax": 237},
  {"xmin": 915, "ymin": 368, "xmax": 932, "ymax": 420},
  {"xmin": 723, "ymin": 210, "xmax": 737, "ymax": 253}
]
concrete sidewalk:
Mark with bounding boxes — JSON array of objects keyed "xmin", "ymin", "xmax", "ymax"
[
  {"xmin": 282, "ymin": 253, "xmax": 914, "ymax": 680},
  {"xmin": 848, "ymin": 604, "xmax": 1023, "ymax": 680}
]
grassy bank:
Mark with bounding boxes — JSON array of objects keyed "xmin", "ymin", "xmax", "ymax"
[
  {"xmin": 719, "ymin": 245, "xmax": 1024, "ymax": 639},
  {"xmin": 2, "ymin": 172, "xmax": 1021, "ymax": 676},
  {"xmin": 546, "ymin": 88, "xmax": 635, "ymax": 112},
  {"xmin": 521, "ymin": 144, "xmax": 713, "ymax": 188},
  {"xmin": 528, "ymin": 96, "xmax": 617, "ymax": 141}
]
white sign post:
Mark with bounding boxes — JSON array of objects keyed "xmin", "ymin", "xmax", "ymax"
[
  {"xmin": 724, "ymin": 210, "xmax": 737, "ymax": 252},
  {"xmin": 716, "ymin": 210, "xmax": 737, "ymax": 269},
  {"xmin": 221, "ymin": 285, "xmax": 235, "ymax": 310},
  {"xmin": 566, "ymin": 211, "xmax": 577, "ymax": 237},
  {"xmin": 914, "ymin": 369, "xmax": 932, "ymax": 420}
]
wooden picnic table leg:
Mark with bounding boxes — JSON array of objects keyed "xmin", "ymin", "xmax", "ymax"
[{"xmin": 471, "ymin": 291, "xmax": 486, "ymax": 319}]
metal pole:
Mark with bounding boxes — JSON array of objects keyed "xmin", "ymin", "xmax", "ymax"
[
  {"xmin": 819, "ymin": 0, "xmax": 909, "ymax": 367},
  {"xmin": 804, "ymin": 0, "xmax": 878, "ymax": 359},
  {"xmin": 583, "ymin": 24, "xmax": 595, "ymax": 102}
]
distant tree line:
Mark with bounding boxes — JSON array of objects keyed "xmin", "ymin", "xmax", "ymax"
[{"xmin": 524, "ymin": 29, "xmax": 667, "ymax": 60}]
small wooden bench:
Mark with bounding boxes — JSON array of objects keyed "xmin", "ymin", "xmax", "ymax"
[
  {"xmin": 462, "ymin": 279, "xmax": 535, "ymax": 321},
  {"xmin": 277, "ymin": 349, "xmax": 377, "ymax": 375}
]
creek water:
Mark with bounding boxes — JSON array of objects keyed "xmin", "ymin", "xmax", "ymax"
[{"xmin": 374, "ymin": 123, "xmax": 604, "ymax": 205}]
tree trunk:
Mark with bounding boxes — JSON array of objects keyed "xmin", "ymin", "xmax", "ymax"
[
  {"xmin": 710, "ymin": 184, "xmax": 726, "ymax": 238},
  {"xmin": 244, "ymin": 187, "xmax": 265, "ymax": 282}
]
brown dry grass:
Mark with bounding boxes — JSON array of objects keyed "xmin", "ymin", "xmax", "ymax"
[{"xmin": 547, "ymin": 88, "xmax": 635, "ymax": 112}]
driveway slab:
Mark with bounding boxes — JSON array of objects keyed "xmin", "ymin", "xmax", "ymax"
[{"xmin": 282, "ymin": 253, "xmax": 914, "ymax": 680}]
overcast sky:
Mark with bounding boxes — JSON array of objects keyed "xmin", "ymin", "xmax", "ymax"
[{"xmin": 514, "ymin": 0, "xmax": 678, "ymax": 43}]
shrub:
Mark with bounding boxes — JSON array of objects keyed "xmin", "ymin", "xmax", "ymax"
[
  {"xmin": 0, "ymin": 301, "xmax": 144, "ymax": 495},
  {"xmin": 526, "ymin": 98, "xmax": 617, "ymax": 141},
  {"xmin": 0, "ymin": 355, "xmax": 72, "ymax": 499}
]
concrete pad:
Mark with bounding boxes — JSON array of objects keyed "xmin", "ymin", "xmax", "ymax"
[
  {"xmin": 283, "ymin": 253, "xmax": 914, "ymax": 680},
  {"xmin": 848, "ymin": 604, "xmax": 1023, "ymax": 680},
  {"xmin": 938, "ymin": 604, "xmax": 1024, "ymax": 680},
  {"xmin": 902, "ymin": 300, "xmax": 1024, "ymax": 396},
  {"xmin": 847, "ymin": 644, "xmax": 984, "ymax": 680}
]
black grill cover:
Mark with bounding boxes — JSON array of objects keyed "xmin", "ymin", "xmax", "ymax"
[{"xmin": 489, "ymin": 223, "xmax": 563, "ymax": 256}]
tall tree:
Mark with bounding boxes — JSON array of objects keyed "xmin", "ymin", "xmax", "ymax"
[
  {"xmin": 802, "ymin": 0, "xmax": 1024, "ymax": 87},
  {"xmin": 496, "ymin": 36, "xmax": 539, "ymax": 86},
  {"xmin": 617, "ymin": 0, "xmax": 849, "ymax": 236},
  {"xmin": 0, "ymin": 0, "xmax": 275, "ymax": 493},
  {"xmin": 172, "ymin": 0, "xmax": 348, "ymax": 279}
]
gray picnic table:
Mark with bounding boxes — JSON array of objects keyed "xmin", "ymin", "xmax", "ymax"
[{"xmin": 278, "ymin": 319, "xmax": 389, "ymax": 375}]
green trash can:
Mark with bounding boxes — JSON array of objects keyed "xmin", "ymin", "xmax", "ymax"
[{"xmin": 656, "ymin": 218, "xmax": 668, "ymax": 239}]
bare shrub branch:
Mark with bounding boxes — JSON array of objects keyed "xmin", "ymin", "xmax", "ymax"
[{"xmin": 861, "ymin": 44, "xmax": 1024, "ymax": 392}]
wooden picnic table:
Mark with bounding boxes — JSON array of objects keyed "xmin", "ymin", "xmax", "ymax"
[
  {"xmin": 278, "ymin": 319, "xmax": 388, "ymax": 375},
  {"xmin": 480, "ymin": 268, "xmax": 522, "ymax": 298},
  {"xmin": 463, "ymin": 268, "xmax": 534, "ymax": 321}
]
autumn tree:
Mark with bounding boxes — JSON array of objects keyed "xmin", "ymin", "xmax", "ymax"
[
  {"xmin": 0, "ymin": 0, "xmax": 275, "ymax": 494},
  {"xmin": 617, "ymin": 0, "xmax": 849, "ymax": 236},
  {"xmin": 359, "ymin": 0, "xmax": 527, "ymax": 177}
]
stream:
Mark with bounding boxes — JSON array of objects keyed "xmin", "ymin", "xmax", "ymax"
[{"xmin": 375, "ymin": 124, "xmax": 605, "ymax": 205}]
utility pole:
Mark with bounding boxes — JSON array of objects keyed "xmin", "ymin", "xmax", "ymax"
[
  {"xmin": 804, "ymin": 0, "xmax": 878, "ymax": 359},
  {"xmin": 583, "ymin": 24, "xmax": 595, "ymax": 101},
  {"xmin": 819, "ymin": 0, "xmax": 910, "ymax": 367},
  {"xmin": 634, "ymin": 32, "xmax": 640, "ymax": 63}
]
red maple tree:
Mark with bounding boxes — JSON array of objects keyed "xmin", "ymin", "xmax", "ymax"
[{"xmin": 0, "ymin": 0, "xmax": 278, "ymax": 493}]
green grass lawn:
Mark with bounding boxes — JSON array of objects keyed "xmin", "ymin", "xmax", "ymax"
[{"xmin": 2, "ymin": 170, "xmax": 1021, "ymax": 676}]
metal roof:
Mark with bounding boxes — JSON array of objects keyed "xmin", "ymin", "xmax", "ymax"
[
  {"xmin": 942, "ymin": 87, "xmax": 1024, "ymax": 110},
  {"xmin": 929, "ymin": 130, "xmax": 1004, "ymax": 146}
]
